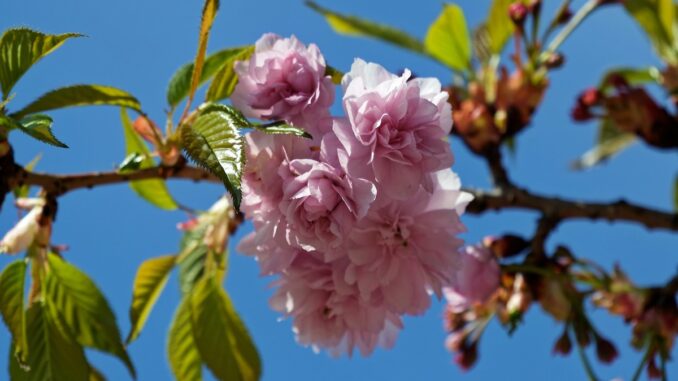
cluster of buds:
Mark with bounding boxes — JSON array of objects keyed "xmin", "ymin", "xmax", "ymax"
[
  {"xmin": 177, "ymin": 196, "xmax": 237, "ymax": 253},
  {"xmin": 572, "ymin": 74, "xmax": 678, "ymax": 149},
  {"xmin": 448, "ymin": 68, "xmax": 548, "ymax": 155},
  {"xmin": 132, "ymin": 116, "xmax": 182, "ymax": 166},
  {"xmin": 593, "ymin": 267, "xmax": 677, "ymax": 378}
]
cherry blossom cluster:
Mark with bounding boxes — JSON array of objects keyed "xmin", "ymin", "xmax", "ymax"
[{"xmin": 234, "ymin": 33, "xmax": 472, "ymax": 356}]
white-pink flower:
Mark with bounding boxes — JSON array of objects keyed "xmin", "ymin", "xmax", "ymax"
[
  {"xmin": 336, "ymin": 59, "xmax": 454, "ymax": 199},
  {"xmin": 0, "ymin": 200, "xmax": 44, "ymax": 254},
  {"xmin": 444, "ymin": 243, "xmax": 501, "ymax": 313},
  {"xmin": 232, "ymin": 33, "xmax": 335, "ymax": 137}
]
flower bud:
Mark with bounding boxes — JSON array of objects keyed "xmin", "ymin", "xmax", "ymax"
[
  {"xmin": 580, "ymin": 88, "xmax": 602, "ymax": 106},
  {"xmin": 454, "ymin": 342, "xmax": 478, "ymax": 370},
  {"xmin": 556, "ymin": 7, "xmax": 573, "ymax": 24},
  {"xmin": 508, "ymin": 3, "xmax": 529, "ymax": 26},
  {"xmin": 529, "ymin": 0, "xmax": 542, "ymax": 15},
  {"xmin": 0, "ymin": 206, "xmax": 42, "ymax": 254},
  {"xmin": 594, "ymin": 334, "xmax": 619, "ymax": 364},
  {"xmin": 553, "ymin": 330, "xmax": 572, "ymax": 356},
  {"xmin": 485, "ymin": 234, "xmax": 528, "ymax": 258},
  {"xmin": 544, "ymin": 52, "xmax": 565, "ymax": 69},
  {"xmin": 133, "ymin": 116, "xmax": 163, "ymax": 147}
]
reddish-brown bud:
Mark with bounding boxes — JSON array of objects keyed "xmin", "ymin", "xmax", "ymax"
[
  {"xmin": 571, "ymin": 104, "xmax": 593, "ymax": 121},
  {"xmin": 647, "ymin": 356, "xmax": 662, "ymax": 379},
  {"xmin": 455, "ymin": 342, "xmax": 478, "ymax": 370},
  {"xmin": 529, "ymin": 0, "xmax": 542, "ymax": 15},
  {"xmin": 485, "ymin": 235, "xmax": 529, "ymax": 258},
  {"xmin": 509, "ymin": 3, "xmax": 529, "ymax": 26},
  {"xmin": 594, "ymin": 335, "xmax": 619, "ymax": 364},
  {"xmin": 580, "ymin": 88, "xmax": 602, "ymax": 106},
  {"xmin": 544, "ymin": 52, "xmax": 565, "ymax": 69},
  {"xmin": 553, "ymin": 330, "xmax": 572, "ymax": 356},
  {"xmin": 556, "ymin": 7, "xmax": 573, "ymax": 24}
]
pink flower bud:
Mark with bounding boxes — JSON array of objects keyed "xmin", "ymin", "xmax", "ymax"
[{"xmin": 508, "ymin": 3, "xmax": 529, "ymax": 25}]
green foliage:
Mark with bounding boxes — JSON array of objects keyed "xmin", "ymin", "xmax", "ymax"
[
  {"xmin": 0, "ymin": 28, "xmax": 82, "ymax": 98},
  {"xmin": 253, "ymin": 121, "xmax": 313, "ymax": 138},
  {"xmin": 168, "ymin": 297, "xmax": 202, "ymax": 381},
  {"xmin": 9, "ymin": 303, "xmax": 90, "ymax": 381},
  {"xmin": 11, "ymin": 85, "xmax": 142, "ymax": 119},
  {"xmin": 167, "ymin": 46, "xmax": 252, "ymax": 109},
  {"xmin": 185, "ymin": 0, "xmax": 220, "ymax": 110},
  {"xmin": 177, "ymin": 222, "xmax": 211, "ymax": 295},
  {"xmin": 120, "ymin": 108, "xmax": 178, "ymax": 210},
  {"xmin": 181, "ymin": 103, "xmax": 245, "ymax": 209},
  {"xmin": 0, "ymin": 260, "xmax": 28, "ymax": 364},
  {"xmin": 205, "ymin": 46, "xmax": 254, "ymax": 102},
  {"xmin": 325, "ymin": 65, "xmax": 344, "ymax": 85},
  {"xmin": 571, "ymin": 120, "xmax": 636, "ymax": 170},
  {"xmin": 623, "ymin": 0, "xmax": 678, "ymax": 63},
  {"xmin": 127, "ymin": 255, "xmax": 176, "ymax": 344},
  {"xmin": 484, "ymin": 0, "xmax": 515, "ymax": 55},
  {"xmin": 189, "ymin": 275, "xmax": 261, "ymax": 381},
  {"xmin": 16, "ymin": 114, "xmax": 67, "ymax": 148},
  {"xmin": 306, "ymin": 1, "xmax": 426, "ymax": 54},
  {"xmin": 425, "ymin": 4, "xmax": 472, "ymax": 72},
  {"xmin": 44, "ymin": 253, "xmax": 135, "ymax": 378}
]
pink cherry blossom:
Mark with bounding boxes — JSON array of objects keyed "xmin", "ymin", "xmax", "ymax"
[
  {"xmin": 232, "ymin": 33, "xmax": 334, "ymax": 137},
  {"xmin": 444, "ymin": 243, "xmax": 501, "ymax": 313},
  {"xmin": 337, "ymin": 59, "xmax": 454, "ymax": 199}
]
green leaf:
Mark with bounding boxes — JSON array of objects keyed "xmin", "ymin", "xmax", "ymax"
[
  {"xmin": 167, "ymin": 46, "xmax": 252, "ymax": 109},
  {"xmin": 181, "ymin": 103, "xmax": 245, "ymax": 209},
  {"xmin": 120, "ymin": 109, "xmax": 178, "ymax": 210},
  {"xmin": 0, "ymin": 28, "xmax": 82, "ymax": 98},
  {"xmin": 205, "ymin": 46, "xmax": 254, "ymax": 102},
  {"xmin": 126, "ymin": 255, "xmax": 176, "ymax": 344},
  {"xmin": 88, "ymin": 366, "xmax": 106, "ymax": 381},
  {"xmin": 571, "ymin": 120, "xmax": 636, "ymax": 170},
  {"xmin": 44, "ymin": 254, "xmax": 135, "ymax": 379},
  {"xmin": 325, "ymin": 65, "xmax": 344, "ymax": 85},
  {"xmin": 0, "ymin": 260, "xmax": 27, "ymax": 363},
  {"xmin": 177, "ymin": 223, "xmax": 210, "ymax": 295},
  {"xmin": 190, "ymin": 276, "xmax": 261, "ymax": 381},
  {"xmin": 253, "ymin": 121, "xmax": 312, "ymax": 138},
  {"xmin": 306, "ymin": 1, "xmax": 426, "ymax": 54},
  {"xmin": 9, "ymin": 303, "xmax": 90, "ymax": 381},
  {"xmin": 16, "ymin": 114, "xmax": 67, "ymax": 148},
  {"xmin": 167, "ymin": 297, "xmax": 202, "ymax": 381},
  {"xmin": 598, "ymin": 66, "xmax": 662, "ymax": 91},
  {"xmin": 186, "ymin": 0, "xmax": 220, "ymax": 108},
  {"xmin": 425, "ymin": 3, "xmax": 472, "ymax": 72},
  {"xmin": 11, "ymin": 85, "xmax": 141, "ymax": 119},
  {"xmin": 485, "ymin": 0, "xmax": 515, "ymax": 55},
  {"xmin": 118, "ymin": 152, "xmax": 145, "ymax": 172},
  {"xmin": 13, "ymin": 153, "xmax": 42, "ymax": 199},
  {"xmin": 623, "ymin": 0, "xmax": 677, "ymax": 63}
]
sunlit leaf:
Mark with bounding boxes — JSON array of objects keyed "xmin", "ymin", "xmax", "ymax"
[
  {"xmin": 16, "ymin": 114, "xmax": 67, "ymax": 148},
  {"xmin": 186, "ymin": 0, "xmax": 220, "ymax": 108},
  {"xmin": 11, "ymin": 85, "xmax": 141, "ymax": 119},
  {"xmin": 425, "ymin": 3, "xmax": 472, "ymax": 72},
  {"xmin": 13, "ymin": 153, "xmax": 42, "ymax": 199},
  {"xmin": 167, "ymin": 46, "xmax": 251, "ymax": 109},
  {"xmin": 167, "ymin": 297, "xmax": 202, "ymax": 381},
  {"xmin": 253, "ymin": 121, "xmax": 312, "ymax": 138},
  {"xmin": 120, "ymin": 108, "xmax": 178, "ymax": 210},
  {"xmin": 306, "ymin": 1, "xmax": 426, "ymax": 54},
  {"xmin": 623, "ymin": 0, "xmax": 677, "ymax": 63},
  {"xmin": 126, "ymin": 255, "xmax": 176, "ymax": 344},
  {"xmin": 44, "ymin": 254, "xmax": 135, "ymax": 379},
  {"xmin": 181, "ymin": 103, "xmax": 245, "ymax": 208},
  {"xmin": 571, "ymin": 120, "xmax": 636, "ymax": 170},
  {"xmin": 0, "ymin": 28, "xmax": 82, "ymax": 97},
  {"xmin": 0, "ymin": 260, "xmax": 27, "ymax": 363},
  {"xmin": 9, "ymin": 303, "xmax": 90, "ymax": 381},
  {"xmin": 190, "ymin": 276, "xmax": 261, "ymax": 381},
  {"xmin": 177, "ymin": 222, "xmax": 210, "ymax": 295},
  {"xmin": 205, "ymin": 46, "xmax": 254, "ymax": 102},
  {"xmin": 485, "ymin": 0, "xmax": 515, "ymax": 55}
]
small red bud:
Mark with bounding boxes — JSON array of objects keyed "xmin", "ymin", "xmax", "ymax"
[
  {"xmin": 553, "ymin": 330, "xmax": 572, "ymax": 356},
  {"xmin": 580, "ymin": 88, "xmax": 602, "ymax": 106},
  {"xmin": 454, "ymin": 342, "xmax": 478, "ymax": 370},
  {"xmin": 594, "ymin": 335, "xmax": 618, "ymax": 364},
  {"xmin": 557, "ymin": 7, "xmax": 573, "ymax": 24},
  {"xmin": 529, "ymin": 0, "xmax": 542, "ymax": 15},
  {"xmin": 571, "ymin": 104, "xmax": 593, "ymax": 122},
  {"xmin": 544, "ymin": 53, "xmax": 565, "ymax": 69},
  {"xmin": 485, "ymin": 235, "xmax": 529, "ymax": 258},
  {"xmin": 508, "ymin": 3, "xmax": 529, "ymax": 26}
]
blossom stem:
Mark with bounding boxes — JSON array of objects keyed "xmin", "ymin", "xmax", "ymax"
[
  {"xmin": 630, "ymin": 348, "xmax": 650, "ymax": 381},
  {"xmin": 540, "ymin": 0, "xmax": 599, "ymax": 63},
  {"xmin": 576, "ymin": 343, "xmax": 600, "ymax": 381}
]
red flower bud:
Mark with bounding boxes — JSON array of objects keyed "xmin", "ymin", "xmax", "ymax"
[
  {"xmin": 553, "ymin": 330, "xmax": 572, "ymax": 356},
  {"xmin": 508, "ymin": 3, "xmax": 529, "ymax": 25},
  {"xmin": 571, "ymin": 104, "xmax": 593, "ymax": 121},
  {"xmin": 556, "ymin": 7, "xmax": 573, "ymax": 24},
  {"xmin": 580, "ymin": 88, "xmax": 602, "ymax": 107},
  {"xmin": 594, "ymin": 335, "xmax": 618, "ymax": 364},
  {"xmin": 485, "ymin": 234, "xmax": 529, "ymax": 258},
  {"xmin": 544, "ymin": 53, "xmax": 565, "ymax": 69}
]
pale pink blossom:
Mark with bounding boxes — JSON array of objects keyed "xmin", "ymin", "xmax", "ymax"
[
  {"xmin": 0, "ymin": 202, "xmax": 43, "ymax": 254},
  {"xmin": 444, "ymin": 243, "xmax": 500, "ymax": 313},
  {"xmin": 232, "ymin": 33, "xmax": 334, "ymax": 136},
  {"xmin": 337, "ymin": 59, "xmax": 454, "ymax": 198}
]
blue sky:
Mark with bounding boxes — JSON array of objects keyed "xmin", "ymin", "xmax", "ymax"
[{"xmin": 1, "ymin": 0, "xmax": 677, "ymax": 380}]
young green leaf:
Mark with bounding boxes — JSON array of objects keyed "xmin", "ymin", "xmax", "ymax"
[
  {"xmin": 0, "ymin": 28, "xmax": 82, "ymax": 98},
  {"xmin": 181, "ymin": 103, "xmax": 245, "ymax": 208},
  {"xmin": 167, "ymin": 46, "xmax": 252, "ymax": 109},
  {"xmin": 425, "ymin": 4, "xmax": 472, "ymax": 72},
  {"xmin": 0, "ymin": 260, "xmax": 28, "ymax": 364},
  {"xmin": 120, "ymin": 109, "xmax": 178, "ymax": 210},
  {"xmin": 9, "ymin": 303, "xmax": 90, "ymax": 381},
  {"xmin": 167, "ymin": 297, "xmax": 202, "ymax": 381},
  {"xmin": 571, "ymin": 120, "xmax": 636, "ymax": 170},
  {"xmin": 11, "ymin": 85, "xmax": 142, "ymax": 119},
  {"xmin": 126, "ymin": 255, "xmax": 176, "ymax": 344},
  {"xmin": 205, "ymin": 46, "xmax": 254, "ymax": 102},
  {"xmin": 185, "ymin": 0, "xmax": 220, "ymax": 111},
  {"xmin": 306, "ymin": 1, "xmax": 426, "ymax": 54},
  {"xmin": 13, "ymin": 153, "xmax": 42, "ymax": 199},
  {"xmin": 44, "ymin": 253, "xmax": 136, "ymax": 379},
  {"xmin": 17, "ymin": 114, "xmax": 67, "ymax": 148},
  {"xmin": 177, "ymin": 223, "xmax": 210, "ymax": 295},
  {"xmin": 623, "ymin": 0, "xmax": 677, "ymax": 63},
  {"xmin": 485, "ymin": 0, "xmax": 515, "ymax": 55},
  {"xmin": 190, "ymin": 276, "xmax": 261, "ymax": 381},
  {"xmin": 253, "ymin": 121, "xmax": 312, "ymax": 138},
  {"xmin": 88, "ymin": 366, "xmax": 106, "ymax": 381}
]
